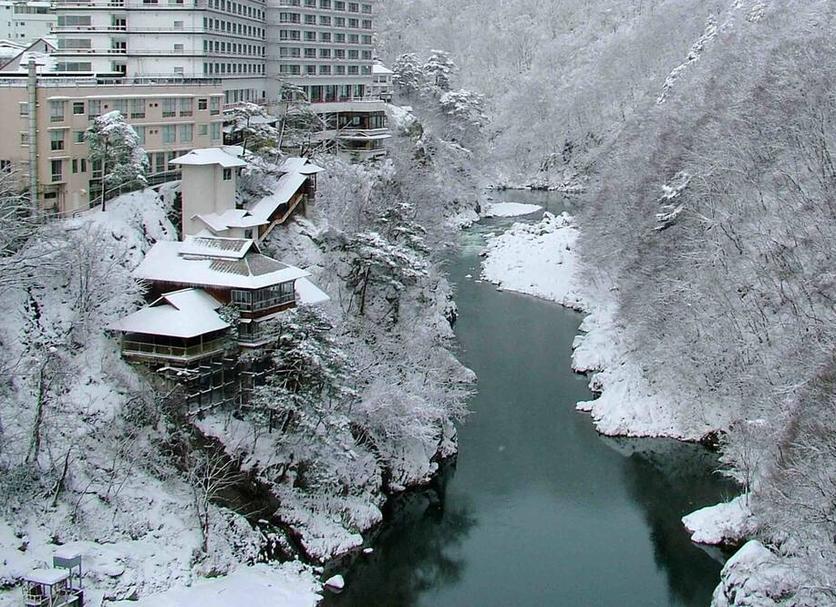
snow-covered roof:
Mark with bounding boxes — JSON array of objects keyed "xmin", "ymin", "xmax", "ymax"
[
  {"xmin": 294, "ymin": 277, "xmax": 330, "ymax": 306},
  {"xmin": 170, "ymin": 148, "xmax": 246, "ymax": 169},
  {"xmin": 109, "ymin": 289, "xmax": 229, "ymax": 338},
  {"xmin": 195, "ymin": 209, "xmax": 269, "ymax": 233},
  {"xmin": 179, "ymin": 235, "xmax": 253, "ymax": 259},
  {"xmin": 26, "ymin": 569, "xmax": 69, "ymax": 586},
  {"xmin": 135, "ymin": 237, "xmax": 310, "ymax": 290},
  {"xmin": 277, "ymin": 157, "xmax": 325, "ymax": 175},
  {"xmin": 372, "ymin": 63, "xmax": 393, "ymax": 75},
  {"xmin": 52, "ymin": 546, "xmax": 82, "ymax": 561},
  {"xmin": 246, "ymin": 172, "xmax": 308, "ymax": 222}
]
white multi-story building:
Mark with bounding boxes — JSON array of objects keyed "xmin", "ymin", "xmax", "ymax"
[
  {"xmin": 0, "ymin": 1, "xmax": 54, "ymax": 44},
  {"xmin": 264, "ymin": 0, "xmax": 374, "ymax": 102},
  {"xmin": 52, "ymin": 0, "xmax": 267, "ymax": 103}
]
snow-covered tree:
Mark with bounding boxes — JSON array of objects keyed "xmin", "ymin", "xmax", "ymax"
[
  {"xmin": 392, "ymin": 52, "xmax": 425, "ymax": 97},
  {"xmin": 226, "ymin": 102, "xmax": 280, "ymax": 154},
  {"xmin": 344, "ymin": 230, "xmax": 429, "ymax": 318},
  {"xmin": 85, "ymin": 111, "xmax": 148, "ymax": 211},
  {"xmin": 422, "ymin": 49, "xmax": 457, "ymax": 92},
  {"xmin": 249, "ymin": 308, "xmax": 355, "ymax": 436}
]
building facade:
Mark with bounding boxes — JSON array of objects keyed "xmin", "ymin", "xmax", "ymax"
[
  {"xmin": 52, "ymin": 0, "xmax": 267, "ymax": 103},
  {"xmin": 49, "ymin": 0, "xmax": 379, "ymax": 107},
  {"xmin": 0, "ymin": 73, "xmax": 225, "ymax": 214},
  {"xmin": 0, "ymin": 1, "xmax": 54, "ymax": 43}
]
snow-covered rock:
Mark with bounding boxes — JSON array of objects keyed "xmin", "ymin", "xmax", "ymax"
[
  {"xmin": 711, "ymin": 541, "xmax": 799, "ymax": 607},
  {"xmin": 683, "ymin": 496, "xmax": 755, "ymax": 546},
  {"xmin": 324, "ymin": 574, "xmax": 345, "ymax": 591}
]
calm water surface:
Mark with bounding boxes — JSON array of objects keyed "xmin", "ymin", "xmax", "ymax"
[{"xmin": 325, "ymin": 191, "xmax": 734, "ymax": 607}]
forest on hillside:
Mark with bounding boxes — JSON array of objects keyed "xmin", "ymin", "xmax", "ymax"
[{"xmin": 378, "ymin": 0, "xmax": 836, "ymax": 603}]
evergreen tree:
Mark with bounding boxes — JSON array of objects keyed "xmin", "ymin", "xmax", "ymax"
[{"xmin": 85, "ymin": 111, "xmax": 148, "ymax": 211}]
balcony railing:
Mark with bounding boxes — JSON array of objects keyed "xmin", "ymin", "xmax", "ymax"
[{"xmin": 122, "ymin": 337, "xmax": 229, "ymax": 361}]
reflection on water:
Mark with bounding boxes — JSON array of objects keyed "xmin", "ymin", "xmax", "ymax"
[{"xmin": 324, "ymin": 192, "xmax": 731, "ymax": 607}]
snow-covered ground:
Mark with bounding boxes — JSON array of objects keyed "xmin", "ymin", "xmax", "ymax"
[
  {"xmin": 480, "ymin": 211, "xmax": 713, "ymax": 439},
  {"xmin": 110, "ymin": 563, "xmax": 321, "ymax": 607},
  {"xmin": 483, "ymin": 202, "xmax": 543, "ymax": 217},
  {"xmin": 682, "ymin": 495, "xmax": 755, "ymax": 546}
]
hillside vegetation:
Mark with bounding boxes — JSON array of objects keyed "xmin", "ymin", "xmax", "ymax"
[{"xmin": 379, "ymin": 0, "xmax": 836, "ymax": 603}]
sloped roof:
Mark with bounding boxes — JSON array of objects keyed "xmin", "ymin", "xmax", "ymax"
[
  {"xmin": 170, "ymin": 148, "xmax": 246, "ymax": 168},
  {"xmin": 109, "ymin": 288, "xmax": 229, "ymax": 338},
  {"xmin": 276, "ymin": 157, "xmax": 325, "ymax": 175},
  {"xmin": 372, "ymin": 63, "xmax": 393, "ymax": 75},
  {"xmin": 135, "ymin": 237, "xmax": 310, "ymax": 290},
  {"xmin": 179, "ymin": 235, "xmax": 253, "ymax": 259},
  {"xmin": 194, "ymin": 209, "xmax": 269, "ymax": 233},
  {"xmin": 294, "ymin": 277, "xmax": 330, "ymax": 306},
  {"xmin": 246, "ymin": 172, "xmax": 307, "ymax": 222}
]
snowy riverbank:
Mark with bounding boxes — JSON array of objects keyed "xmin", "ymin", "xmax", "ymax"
[{"xmin": 480, "ymin": 211, "xmax": 716, "ymax": 440}]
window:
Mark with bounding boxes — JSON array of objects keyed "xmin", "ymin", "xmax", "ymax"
[
  {"xmin": 162, "ymin": 98, "xmax": 176, "ymax": 117},
  {"xmin": 179, "ymin": 97, "xmax": 193, "ymax": 116},
  {"xmin": 161, "ymin": 125, "xmax": 175, "ymax": 143},
  {"xmin": 198, "ymin": 123, "xmax": 208, "ymax": 136},
  {"xmin": 18, "ymin": 101, "xmax": 28, "ymax": 117},
  {"xmin": 112, "ymin": 98, "xmax": 128, "ymax": 115},
  {"xmin": 71, "ymin": 158, "xmax": 87, "ymax": 174},
  {"xmin": 88, "ymin": 99, "xmax": 101, "ymax": 118},
  {"xmin": 130, "ymin": 98, "xmax": 145, "ymax": 119},
  {"xmin": 134, "ymin": 125, "xmax": 145, "ymax": 144},
  {"xmin": 209, "ymin": 97, "xmax": 220, "ymax": 115},
  {"xmin": 222, "ymin": 167, "xmax": 232, "ymax": 180},
  {"xmin": 174, "ymin": 43, "xmax": 184, "ymax": 53},
  {"xmin": 304, "ymin": 47, "xmax": 315, "ymax": 58},
  {"xmin": 50, "ymin": 159, "xmax": 63, "ymax": 182},
  {"xmin": 49, "ymin": 100, "xmax": 65, "ymax": 123},
  {"xmin": 72, "ymin": 101, "xmax": 84, "ymax": 115},
  {"xmin": 58, "ymin": 38, "xmax": 92, "ymax": 49},
  {"xmin": 74, "ymin": 130, "xmax": 85, "ymax": 143},
  {"xmin": 179, "ymin": 123, "xmax": 192, "ymax": 142},
  {"xmin": 210, "ymin": 122, "xmax": 221, "ymax": 140},
  {"xmin": 20, "ymin": 132, "xmax": 29, "ymax": 145},
  {"xmin": 57, "ymin": 14, "xmax": 92, "ymax": 26},
  {"xmin": 198, "ymin": 97, "xmax": 207, "ymax": 110},
  {"xmin": 50, "ymin": 130, "xmax": 65, "ymax": 151}
]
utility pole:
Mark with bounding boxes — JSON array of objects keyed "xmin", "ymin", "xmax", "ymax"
[
  {"xmin": 100, "ymin": 137, "xmax": 107, "ymax": 212},
  {"xmin": 27, "ymin": 59, "xmax": 38, "ymax": 216}
]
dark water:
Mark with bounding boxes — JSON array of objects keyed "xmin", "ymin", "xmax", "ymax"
[{"xmin": 325, "ymin": 191, "xmax": 735, "ymax": 607}]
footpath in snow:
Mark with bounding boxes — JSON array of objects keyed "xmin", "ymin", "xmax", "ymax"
[{"xmin": 480, "ymin": 211, "xmax": 718, "ymax": 441}]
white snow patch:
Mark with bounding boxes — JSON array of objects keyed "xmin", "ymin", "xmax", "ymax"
[
  {"xmin": 683, "ymin": 495, "xmax": 755, "ymax": 545},
  {"xmin": 480, "ymin": 212, "xmax": 582, "ymax": 307},
  {"xmin": 483, "ymin": 202, "xmax": 543, "ymax": 217},
  {"xmin": 110, "ymin": 563, "xmax": 321, "ymax": 607}
]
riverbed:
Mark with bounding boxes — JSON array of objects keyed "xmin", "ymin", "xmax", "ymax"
[{"xmin": 324, "ymin": 190, "xmax": 733, "ymax": 607}]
